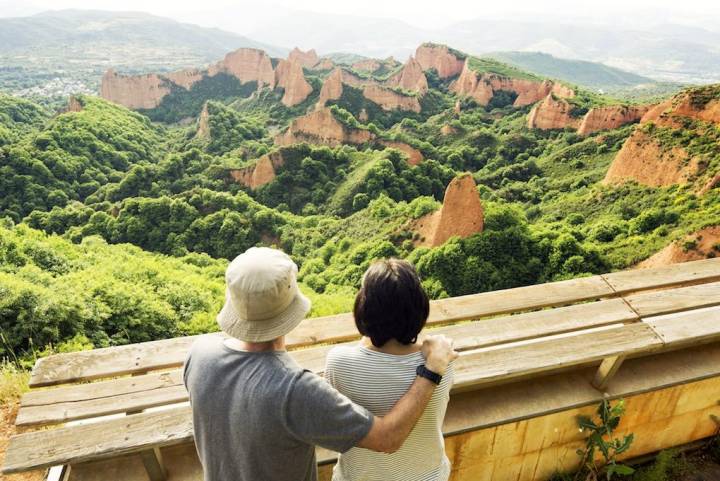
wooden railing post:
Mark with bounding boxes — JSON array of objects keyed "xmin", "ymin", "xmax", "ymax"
[
  {"xmin": 140, "ymin": 448, "xmax": 167, "ymax": 481},
  {"xmin": 592, "ymin": 355, "xmax": 626, "ymax": 391}
]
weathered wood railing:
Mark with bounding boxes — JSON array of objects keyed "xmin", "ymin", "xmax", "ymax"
[{"xmin": 3, "ymin": 258, "xmax": 720, "ymax": 481}]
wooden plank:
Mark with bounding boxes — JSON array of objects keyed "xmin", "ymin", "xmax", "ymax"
[
  {"xmin": 18, "ymin": 300, "xmax": 635, "ymax": 427},
  {"xmin": 644, "ymin": 305, "xmax": 720, "ymax": 347},
  {"xmin": 29, "ymin": 275, "xmax": 614, "ymax": 387},
  {"xmin": 2, "ymin": 406, "xmax": 194, "ymax": 474},
  {"xmin": 452, "ymin": 323, "xmax": 663, "ymax": 390},
  {"xmin": 591, "ymin": 355, "xmax": 625, "ymax": 391},
  {"xmin": 140, "ymin": 448, "xmax": 166, "ymax": 481},
  {"xmin": 602, "ymin": 257, "xmax": 720, "ymax": 294},
  {"xmin": 624, "ymin": 281, "xmax": 720, "ymax": 317},
  {"xmin": 14, "ymin": 344, "xmax": 720, "ymax": 477}
]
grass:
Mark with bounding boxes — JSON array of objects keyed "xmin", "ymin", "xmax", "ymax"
[
  {"xmin": 0, "ymin": 362, "xmax": 29, "ymax": 405},
  {"xmin": 467, "ymin": 56, "xmax": 541, "ymax": 81}
]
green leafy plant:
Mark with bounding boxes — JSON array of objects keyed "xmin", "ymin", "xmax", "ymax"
[{"xmin": 575, "ymin": 399, "xmax": 635, "ymax": 480}]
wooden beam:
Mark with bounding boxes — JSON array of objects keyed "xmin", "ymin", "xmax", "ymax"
[
  {"xmin": 140, "ymin": 448, "xmax": 167, "ymax": 481},
  {"xmin": 624, "ymin": 281, "xmax": 720, "ymax": 317},
  {"xmin": 18, "ymin": 299, "xmax": 637, "ymax": 427},
  {"xmin": 602, "ymin": 258, "xmax": 720, "ymax": 294},
  {"xmin": 592, "ymin": 355, "xmax": 626, "ymax": 391},
  {"xmin": 644, "ymin": 305, "xmax": 720, "ymax": 347},
  {"xmin": 28, "ymin": 275, "xmax": 615, "ymax": 387}
]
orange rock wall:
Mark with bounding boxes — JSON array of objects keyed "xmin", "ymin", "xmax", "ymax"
[
  {"xmin": 100, "ymin": 69, "xmax": 170, "ymax": 110},
  {"xmin": 274, "ymin": 59, "xmax": 314, "ymax": 107},
  {"xmin": 275, "ymin": 108, "xmax": 374, "ymax": 147},
  {"xmin": 415, "ymin": 44, "xmax": 465, "ymax": 79},
  {"xmin": 527, "ymin": 95, "xmax": 580, "ymax": 130},
  {"xmin": 229, "ymin": 151, "xmax": 286, "ymax": 189},
  {"xmin": 380, "ymin": 141, "xmax": 424, "ymax": 165},
  {"xmin": 288, "ymin": 47, "xmax": 319, "ymax": 68},
  {"xmin": 362, "ymin": 84, "xmax": 421, "ymax": 112},
  {"xmin": 577, "ymin": 105, "xmax": 650, "ymax": 136},
  {"xmin": 388, "ymin": 56, "xmax": 428, "ymax": 93},
  {"xmin": 196, "ymin": 102, "xmax": 210, "ymax": 139}
]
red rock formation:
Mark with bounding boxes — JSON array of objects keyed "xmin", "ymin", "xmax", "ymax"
[
  {"xmin": 388, "ymin": 56, "xmax": 428, "ymax": 93},
  {"xmin": 414, "ymin": 174, "xmax": 484, "ymax": 247},
  {"xmin": 196, "ymin": 102, "xmax": 210, "ymax": 139},
  {"xmin": 636, "ymin": 226, "xmax": 720, "ymax": 268},
  {"xmin": 362, "ymin": 84, "xmax": 421, "ymax": 112},
  {"xmin": 212, "ymin": 48, "xmax": 275, "ymax": 87},
  {"xmin": 314, "ymin": 58, "xmax": 335, "ymax": 70},
  {"xmin": 604, "ymin": 87, "xmax": 720, "ymax": 189},
  {"xmin": 165, "ymin": 69, "xmax": 204, "ymax": 90},
  {"xmin": 452, "ymin": 60, "xmax": 574, "ymax": 108},
  {"xmin": 440, "ymin": 124, "xmax": 457, "ymax": 136},
  {"xmin": 288, "ymin": 47, "xmax": 319, "ymax": 68},
  {"xmin": 274, "ymin": 59, "xmax": 313, "ymax": 107},
  {"xmin": 603, "ymin": 128, "xmax": 701, "ymax": 187},
  {"xmin": 352, "ymin": 59, "xmax": 382, "ymax": 72},
  {"xmin": 317, "ymin": 67, "xmax": 421, "ymax": 112},
  {"xmin": 275, "ymin": 108, "xmax": 374, "ymax": 147},
  {"xmin": 415, "ymin": 44, "xmax": 465, "ymax": 79},
  {"xmin": 527, "ymin": 95, "xmax": 580, "ymax": 130},
  {"xmin": 577, "ymin": 105, "xmax": 650, "ymax": 136},
  {"xmin": 66, "ymin": 96, "xmax": 83, "ymax": 112},
  {"xmin": 380, "ymin": 141, "xmax": 424, "ymax": 165},
  {"xmin": 229, "ymin": 151, "xmax": 286, "ymax": 189},
  {"xmin": 100, "ymin": 69, "xmax": 170, "ymax": 110}
]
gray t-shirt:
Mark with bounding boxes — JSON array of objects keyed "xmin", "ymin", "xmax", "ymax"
[{"xmin": 183, "ymin": 336, "xmax": 374, "ymax": 481}]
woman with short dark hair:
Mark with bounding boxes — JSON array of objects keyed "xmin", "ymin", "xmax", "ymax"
[{"xmin": 325, "ymin": 258, "xmax": 454, "ymax": 481}]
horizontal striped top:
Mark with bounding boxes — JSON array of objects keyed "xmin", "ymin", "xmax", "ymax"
[{"xmin": 325, "ymin": 343, "xmax": 454, "ymax": 481}]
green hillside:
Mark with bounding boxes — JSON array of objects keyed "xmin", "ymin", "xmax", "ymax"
[{"xmin": 0, "ymin": 44, "xmax": 718, "ymax": 361}]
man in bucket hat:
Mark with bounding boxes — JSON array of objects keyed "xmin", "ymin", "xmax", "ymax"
[{"xmin": 184, "ymin": 247, "xmax": 457, "ymax": 481}]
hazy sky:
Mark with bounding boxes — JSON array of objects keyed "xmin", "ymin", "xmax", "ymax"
[{"xmin": 3, "ymin": 0, "xmax": 720, "ymax": 29}]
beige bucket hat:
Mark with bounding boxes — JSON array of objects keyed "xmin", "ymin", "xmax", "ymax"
[{"xmin": 217, "ymin": 247, "xmax": 311, "ymax": 342}]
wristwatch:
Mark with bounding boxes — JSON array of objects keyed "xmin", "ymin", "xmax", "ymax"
[{"xmin": 416, "ymin": 364, "xmax": 443, "ymax": 385}]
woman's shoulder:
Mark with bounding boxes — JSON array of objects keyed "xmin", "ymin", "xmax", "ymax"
[{"xmin": 326, "ymin": 343, "xmax": 365, "ymax": 366}]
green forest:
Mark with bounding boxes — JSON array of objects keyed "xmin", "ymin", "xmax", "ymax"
[{"xmin": 1, "ymin": 50, "xmax": 719, "ymax": 361}]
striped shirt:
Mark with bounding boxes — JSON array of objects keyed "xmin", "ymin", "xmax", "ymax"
[{"xmin": 325, "ymin": 344, "xmax": 453, "ymax": 481}]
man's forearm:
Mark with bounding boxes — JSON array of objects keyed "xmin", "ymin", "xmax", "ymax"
[{"xmin": 357, "ymin": 375, "xmax": 436, "ymax": 453}]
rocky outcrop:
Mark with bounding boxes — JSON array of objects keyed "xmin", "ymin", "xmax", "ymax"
[
  {"xmin": 440, "ymin": 124, "xmax": 457, "ymax": 136},
  {"xmin": 362, "ymin": 84, "xmax": 421, "ymax": 112},
  {"xmin": 229, "ymin": 150, "xmax": 286, "ymax": 189},
  {"xmin": 415, "ymin": 44, "xmax": 465, "ymax": 79},
  {"xmin": 414, "ymin": 174, "xmax": 484, "ymax": 247},
  {"xmin": 352, "ymin": 59, "xmax": 382, "ymax": 73},
  {"xmin": 288, "ymin": 47, "xmax": 319, "ymax": 68},
  {"xmin": 388, "ymin": 56, "xmax": 428, "ymax": 93},
  {"xmin": 603, "ymin": 128, "xmax": 701, "ymax": 187},
  {"xmin": 314, "ymin": 58, "xmax": 335, "ymax": 71},
  {"xmin": 604, "ymin": 86, "xmax": 720, "ymax": 189},
  {"xmin": 316, "ymin": 67, "xmax": 421, "ymax": 112},
  {"xmin": 636, "ymin": 226, "xmax": 720, "ymax": 269},
  {"xmin": 577, "ymin": 105, "xmax": 650, "ymax": 136},
  {"xmin": 527, "ymin": 95, "xmax": 580, "ymax": 130},
  {"xmin": 379, "ymin": 141, "xmax": 424, "ymax": 165},
  {"xmin": 100, "ymin": 69, "xmax": 171, "ymax": 110},
  {"xmin": 275, "ymin": 108, "xmax": 374, "ymax": 147},
  {"xmin": 196, "ymin": 102, "xmax": 210, "ymax": 139},
  {"xmin": 66, "ymin": 96, "xmax": 83, "ymax": 112},
  {"xmin": 101, "ymin": 48, "xmax": 282, "ymax": 110},
  {"xmin": 274, "ymin": 59, "xmax": 314, "ymax": 107},
  {"xmin": 211, "ymin": 48, "xmax": 275, "ymax": 87},
  {"xmin": 452, "ymin": 60, "xmax": 574, "ymax": 107}
]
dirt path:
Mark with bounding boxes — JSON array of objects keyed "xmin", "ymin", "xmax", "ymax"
[{"xmin": 0, "ymin": 403, "xmax": 45, "ymax": 481}]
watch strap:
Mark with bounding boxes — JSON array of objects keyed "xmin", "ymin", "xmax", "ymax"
[{"xmin": 416, "ymin": 364, "xmax": 442, "ymax": 385}]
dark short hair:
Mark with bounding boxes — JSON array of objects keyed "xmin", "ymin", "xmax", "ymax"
[{"xmin": 353, "ymin": 258, "xmax": 429, "ymax": 347}]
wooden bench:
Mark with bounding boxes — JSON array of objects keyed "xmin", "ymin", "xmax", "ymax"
[{"xmin": 4, "ymin": 258, "xmax": 720, "ymax": 479}]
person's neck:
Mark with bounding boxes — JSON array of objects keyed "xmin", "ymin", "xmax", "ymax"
[
  {"xmin": 224, "ymin": 336, "xmax": 286, "ymax": 352},
  {"xmin": 361, "ymin": 336, "xmax": 420, "ymax": 355}
]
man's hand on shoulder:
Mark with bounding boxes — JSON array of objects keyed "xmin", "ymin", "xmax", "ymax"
[{"xmin": 421, "ymin": 334, "xmax": 458, "ymax": 376}]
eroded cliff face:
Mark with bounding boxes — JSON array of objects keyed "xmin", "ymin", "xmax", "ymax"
[
  {"xmin": 352, "ymin": 59, "xmax": 382, "ymax": 73},
  {"xmin": 66, "ymin": 96, "xmax": 83, "ymax": 113},
  {"xmin": 101, "ymin": 48, "xmax": 290, "ymax": 110},
  {"xmin": 288, "ymin": 47, "xmax": 319, "ymax": 68},
  {"xmin": 414, "ymin": 174, "xmax": 484, "ymax": 247},
  {"xmin": 316, "ymin": 67, "xmax": 421, "ymax": 112},
  {"xmin": 196, "ymin": 102, "xmax": 210, "ymax": 139},
  {"xmin": 388, "ymin": 56, "xmax": 428, "ymax": 93},
  {"xmin": 275, "ymin": 108, "xmax": 374, "ymax": 147},
  {"xmin": 314, "ymin": 58, "xmax": 335, "ymax": 71},
  {"xmin": 636, "ymin": 226, "xmax": 720, "ymax": 268},
  {"xmin": 415, "ymin": 44, "xmax": 465, "ymax": 79},
  {"xmin": 527, "ymin": 95, "xmax": 580, "ymax": 130},
  {"xmin": 577, "ymin": 105, "xmax": 650, "ymax": 136},
  {"xmin": 229, "ymin": 151, "xmax": 286, "ymax": 189},
  {"xmin": 379, "ymin": 141, "xmax": 424, "ymax": 165},
  {"xmin": 100, "ymin": 69, "xmax": 171, "ymax": 110},
  {"xmin": 274, "ymin": 59, "xmax": 313, "ymax": 107},
  {"xmin": 452, "ymin": 61, "xmax": 574, "ymax": 108},
  {"xmin": 604, "ymin": 87, "xmax": 720, "ymax": 189}
]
